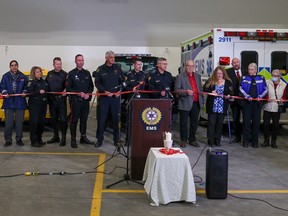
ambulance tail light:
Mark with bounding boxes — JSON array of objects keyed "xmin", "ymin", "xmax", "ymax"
[
  {"xmin": 237, "ymin": 32, "xmax": 247, "ymax": 37},
  {"xmin": 224, "ymin": 29, "xmax": 288, "ymax": 41},
  {"xmin": 219, "ymin": 57, "xmax": 230, "ymax": 66},
  {"xmin": 224, "ymin": 32, "xmax": 237, "ymax": 36},
  {"xmin": 267, "ymin": 32, "xmax": 276, "ymax": 37},
  {"xmin": 257, "ymin": 32, "xmax": 266, "ymax": 37}
]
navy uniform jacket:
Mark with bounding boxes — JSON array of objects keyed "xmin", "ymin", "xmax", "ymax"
[
  {"xmin": 125, "ymin": 69, "xmax": 146, "ymax": 91},
  {"xmin": 46, "ymin": 69, "xmax": 67, "ymax": 101},
  {"xmin": 148, "ymin": 68, "xmax": 173, "ymax": 98},
  {"xmin": 46, "ymin": 69, "xmax": 67, "ymax": 92},
  {"xmin": 94, "ymin": 63, "xmax": 124, "ymax": 93},
  {"xmin": 66, "ymin": 68, "xmax": 94, "ymax": 101},
  {"xmin": 26, "ymin": 78, "xmax": 48, "ymax": 101}
]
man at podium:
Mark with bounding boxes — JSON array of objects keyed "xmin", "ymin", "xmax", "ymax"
[{"xmin": 148, "ymin": 57, "xmax": 173, "ymax": 99}]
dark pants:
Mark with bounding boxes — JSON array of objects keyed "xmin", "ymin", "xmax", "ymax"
[
  {"xmin": 207, "ymin": 113, "xmax": 225, "ymax": 145},
  {"xmin": 49, "ymin": 98, "xmax": 67, "ymax": 137},
  {"xmin": 96, "ymin": 96, "xmax": 120, "ymax": 143},
  {"xmin": 242, "ymin": 101, "xmax": 262, "ymax": 145},
  {"xmin": 179, "ymin": 102, "xmax": 200, "ymax": 143},
  {"xmin": 263, "ymin": 110, "xmax": 280, "ymax": 141},
  {"xmin": 231, "ymin": 102, "xmax": 242, "ymax": 139},
  {"xmin": 70, "ymin": 99, "xmax": 89, "ymax": 139},
  {"xmin": 4, "ymin": 109, "xmax": 25, "ymax": 142},
  {"xmin": 28, "ymin": 99, "xmax": 47, "ymax": 143}
]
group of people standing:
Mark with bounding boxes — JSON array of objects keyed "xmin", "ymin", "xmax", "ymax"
[
  {"xmin": 1, "ymin": 55, "xmax": 94, "ymax": 148},
  {"xmin": 1, "ymin": 53, "xmax": 286, "ymax": 149},
  {"xmin": 175, "ymin": 58, "xmax": 286, "ymax": 149},
  {"xmin": 0, "ymin": 51, "xmax": 175, "ymax": 149}
]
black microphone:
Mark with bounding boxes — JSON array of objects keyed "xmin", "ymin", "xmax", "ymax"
[
  {"xmin": 165, "ymin": 87, "xmax": 174, "ymax": 100},
  {"xmin": 112, "ymin": 80, "xmax": 131, "ymax": 90}
]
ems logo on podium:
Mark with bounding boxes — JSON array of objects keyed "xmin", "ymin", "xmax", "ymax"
[{"xmin": 141, "ymin": 107, "xmax": 162, "ymax": 131}]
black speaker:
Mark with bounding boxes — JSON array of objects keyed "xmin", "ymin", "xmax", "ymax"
[{"xmin": 206, "ymin": 148, "xmax": 228, "ymax": 199}]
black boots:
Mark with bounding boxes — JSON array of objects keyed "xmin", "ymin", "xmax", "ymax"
[
  {"xmin": 262, "ymin": 138, "xmax": 278, "ymax": 148},
  {"xmin": 80, "ymin": 136, "xmax": 93, "ymax": 144},
  {"xmin": 59, "ymin": 123, "xmax": 67, "ymax": 146},
  {"xmin": 261, "ymin": 138, "xmax": 270, "ymax": 147},
  {"xmin": 70, "ymin": 124, "xmax": 77, "ymax": 148},
  {"xmin": 271, "ymin": 139, "xmax": 278, "ymax": 149},
  {"xmin": 47, "ymin": 136, "xmax": 60, "ymax": 144},
  {"xmin": 71, "ymin": 138, "xmax": 77, "ymax": 148}
]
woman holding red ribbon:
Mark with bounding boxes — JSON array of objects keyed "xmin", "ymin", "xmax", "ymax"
[
  {"xmin": 262, "ymin": 69, "xmax": 287, "ymax": 148},
  {"xmin": 27, "ymin": 66, "xmax": 48, "ymax": 147},
  {"xmin": 0, "ymin": 60, "xmax": 28, "ymax": 147},
  {"xmin": 239, "ymin": 63, "xmax": 268, "ymax": 148},
  {"xmin": 203, "ymin": 66, "xmax": 233, "ymax": 147}
]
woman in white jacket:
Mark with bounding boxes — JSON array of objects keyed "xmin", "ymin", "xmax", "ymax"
[{"xmin": 262, "ymin": 69, "xmax": 287, "ymax": 148}]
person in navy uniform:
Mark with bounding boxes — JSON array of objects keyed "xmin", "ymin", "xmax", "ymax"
[
  {"xmin": 239, "ymin": 63, "xmax": 267, "ymax": 148},
  {"xmin": 0, "ymin": 60, "xmax": 28, "ymax": 147},
  {"xmin": 124, "ymin": 59, "xmax": 147, "ymax": 145},
  {"xmin": 148, "ymin": 57, "xmax": 173, "ymax": 99},
  {"xmin": 94, "ymin": 50, "xmax": 124, "ymax": 148},
  {"xmin": 66, "ymin": 54, "xmax": 94, "ymax": 148},
  {"xmin": 46, "ymin": 57, "xmax": 68, "ymax": 146},
  {"xmin": 125, "ymin": 59, "xmax": 147, "ymax": 99},
  {"xmin": 26, "ymin": 66, "xmax": 48, "ymax": 147}
]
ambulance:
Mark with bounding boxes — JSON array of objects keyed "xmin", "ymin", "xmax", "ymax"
[{"xmin": 181, "ymin": 28, "xmax": 288, "ymax": 121}]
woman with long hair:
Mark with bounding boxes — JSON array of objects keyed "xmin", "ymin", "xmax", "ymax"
[{"xmin": 203, "ymin": 66, "xmax": 233, "ymax": 147}]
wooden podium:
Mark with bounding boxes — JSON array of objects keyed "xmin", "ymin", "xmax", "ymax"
[{"xmin": 128, "ymin": 99, "xmax": 172, "ymax": 180}]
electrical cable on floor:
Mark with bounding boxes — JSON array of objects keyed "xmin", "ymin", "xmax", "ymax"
[
  {"xmin": 191, "ymin": 145, "xmax": 208, "ymax": 170},
  {"xmin": 0, "ymin": 173, "xmax": 24, "ymax": 178},
  {"xmin": 0, "ymin": 146, "xmax": 22, "ymax": 167},
  {"xmin": 0, "ymin": 170, "xmax": 108, "ymax": 178},
  {"xmin": 228, "ymin": 193, "xmax": 288, "ymax": 212},
  {"xmin": 191, "ymin": 144, "xmax": 208, "ymax": 184}
]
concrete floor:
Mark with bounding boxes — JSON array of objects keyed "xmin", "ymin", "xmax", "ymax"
[{"xmin": 0, "ymin": 110, "xmax": 288, "ymax": 216}]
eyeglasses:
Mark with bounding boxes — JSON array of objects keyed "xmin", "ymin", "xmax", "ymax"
[{"xmin": 10, "ymin": 64, "xmax": 18, "ymax": 67}]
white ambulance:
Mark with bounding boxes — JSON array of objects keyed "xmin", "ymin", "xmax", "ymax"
[{"xmin": 181, "ymin": 28, "xmax": 288, "ymax": 121}]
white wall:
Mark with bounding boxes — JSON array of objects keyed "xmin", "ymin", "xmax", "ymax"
[{"xmin": 0, "ymin": 45, "xmax": 181, "ymax": 77}]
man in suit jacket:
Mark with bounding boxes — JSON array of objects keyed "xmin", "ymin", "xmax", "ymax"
[
  {"xmin": 226, "ymin": 58, "xmax": 242, "ymax": 143},
  {"xmin": 175, "ymin": 60, "xmax": 204, "ymax": 147}
]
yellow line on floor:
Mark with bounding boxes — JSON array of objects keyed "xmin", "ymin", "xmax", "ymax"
[
  {"xmin": 102, "ymin": 189, "xmax": 145, "ymax": 193},
  {"xmin": 0, "ymin": 151, "xmax": 102, "ymax": 156},
  {"xmin": 102, "ymin": 189, "xmax": 288, "ymax": 194},
  {"xmin": 90, "ymin": 153, "xmax": 106, "ymax": 216},
  {"xmin": 228, "ymin": 190, "xmax": 288, "ymax": 194}
]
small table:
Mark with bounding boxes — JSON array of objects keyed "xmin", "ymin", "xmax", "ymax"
[{"xmin": 142, "ymin": 147, "xmax": 196, "ymax": 206}]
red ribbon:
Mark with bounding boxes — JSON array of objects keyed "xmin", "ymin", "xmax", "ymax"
[
  {"xmin": 159, "ymin": 148, "xmax": 183, "ymax": 155},
  {"xmin": 0, "ymin": 88, "xmax": 284, "ymax": 102}
]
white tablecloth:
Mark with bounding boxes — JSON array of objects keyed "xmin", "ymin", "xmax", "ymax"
[{"xmin": 142, "ymin": 148, "xmax": 196, "ymax": 206}]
